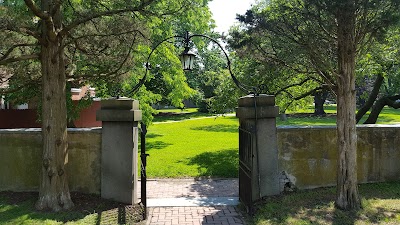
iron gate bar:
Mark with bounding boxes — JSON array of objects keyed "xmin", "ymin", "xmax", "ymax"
[
  {"xmin": 140, "ymin": 122, "xmax": 149, "ymax": 220},
  {"xmin": 239, "ymin": 126, "xmax": 254, "ymax": 214}
]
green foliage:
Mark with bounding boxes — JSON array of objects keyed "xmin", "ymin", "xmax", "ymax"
[
  {"xmin": 1, "ymin": 0, "xmax": 215, "ymax": 125},
  {"xmin": 225, "ymin": 0, "xmax": 400, "ymax": 116}
]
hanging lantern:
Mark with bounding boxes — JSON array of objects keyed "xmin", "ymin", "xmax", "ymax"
[{"xmin": 179, "ymin": 47, "xmax": 196, "ymax": 71}]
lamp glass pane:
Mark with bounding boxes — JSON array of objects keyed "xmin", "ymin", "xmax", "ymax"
[{"xmin": 188, "ymin": 55, "xmax": 194, "ymax": 70}]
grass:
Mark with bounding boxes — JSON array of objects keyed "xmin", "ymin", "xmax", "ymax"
[
  {"xmin": 145, "ymin": 115, "xmax": 238, "ymax": 178},
  {"xmin": 250, "ymin": 182, "xmax": 400, "ymax": 225},
  {"xmin": 279, "ymin": 105, "xmax": 400, "ymax": 126},
  {"xmin": 153, "ymin": 108, "xmax": 212, "ymax": 123},
  {"xmin": 145, "ymin": 106, "xmax": 400, "ymax": 178},
  {"xmin": 0, "ymin": 192, "xmax": 144, "ymax": 225}
]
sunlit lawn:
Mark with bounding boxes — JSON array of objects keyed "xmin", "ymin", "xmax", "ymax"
[
  {"xmin": 146, "ymin": 116, "xmax": 238, "ymax": 178},
  {"xmin": 251, "ymin": 182, "xmax": 400, "ymax": 225},
  {"xmin": 145, "ymin": 106, "xmax": 400, "ymax": 178},
  {"xmin": 281, "ymin": 105, "xmax": 400, "ymax": 126}
]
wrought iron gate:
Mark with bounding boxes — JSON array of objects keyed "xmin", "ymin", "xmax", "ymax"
[
  {"xmin": 239, "ymin": 125, "xmax": 254, "ymax": 214},
  {"xmin": 140, "ymin": 122, "xmax": 149, "ymax": 219}
]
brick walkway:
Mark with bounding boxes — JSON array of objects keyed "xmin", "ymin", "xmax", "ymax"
[{"xmin": 139, "ymin": 179, "xmax": 247, "ymax": 225}]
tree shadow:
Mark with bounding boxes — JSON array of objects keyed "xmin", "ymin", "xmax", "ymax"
[
  {"xmin": 146, "ymin": 141, "xmax": 172, "ymax": 150},
  {"xmin": 250, "ymin": 182, "xmax": 400, "ymax": 225},
  {"xmin": 0, "ymin": 191, "xmax": 144, "ymax": 224},
  {"xmin": 190, "ymin": 124, "xmax": 238, "ymax": 133},
  {"xmin": 146, "ymin": 133, "xmax": 163, "ymax": 139},
  {"xmin": 185, "ymin": 149, "xmax": 238, "ymax": 178},
  {"xmin": 199, "ymin": 206, "xmax": 246, "ymax": 224},
  {"xmin": 153, "ymin": 111, "xmax": 212, "ymax": 123}
]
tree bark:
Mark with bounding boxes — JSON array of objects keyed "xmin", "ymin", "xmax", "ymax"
[
  {"xmin": 314, "ymin": 89, "xmax": 327, "ymax": 116},
  {"xmin": 35, "ymin": 0, "xmax": 73, "ymax": 211},
  {"xmin": 335, "ymin": 1, "xmax": 361, "ymax": 210},
  {"xmin": 363, "ymin": 95, "xmax": 400, "ymax": 124},
  {"xmin": 355, "ymin": 73, "xmax": 384, "ymax": 123}
]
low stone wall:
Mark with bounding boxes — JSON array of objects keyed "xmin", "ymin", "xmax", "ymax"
[
  {"xmin": 0, "ymin": 128, "xmax": 102, "ymax": 194},
  {"xmin": 1, "ymin": 125, "xmax": 400, "ymax": 194},
  {"xmin": 278, "ymin": 125, "xmax": 400, "ymax": 190}
]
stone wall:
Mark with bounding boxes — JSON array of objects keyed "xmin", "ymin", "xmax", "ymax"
[
  {"xmin": 1, "ymin": 125, "xmax": 400, "ymax": 194},
  {"xmin": 0, "ymin": 128, "xmax": 101, "ymax": 193},
  {"xmin": 278, "ymin": 125, "xmax": 400, "ymax": 190}
]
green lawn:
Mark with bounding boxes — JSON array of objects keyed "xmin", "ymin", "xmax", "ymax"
[
  {"xmin": 146, "ymin": 116, "xmax": 238, "ymax": 178},
  {"xmin": 145, "ymin": 106, "xmax": 400, "ymax": 178},
  {"xmin": 251, "ymin": 182, "xmax": 400, "ymax": 225},
  {"xmin": 282, "ymin": 105, "xmax": 400, "ymax": 125}
]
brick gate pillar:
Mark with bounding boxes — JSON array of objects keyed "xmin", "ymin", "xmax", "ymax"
[
  {"xmin": 96, "ymin": 98, "xmax": 142, "ymax": 204},
  {"xmin": 236, "ymin": 94, "xmax": 280, "ymax": 202}
]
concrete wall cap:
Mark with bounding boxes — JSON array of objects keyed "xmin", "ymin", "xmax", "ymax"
[
  {"xmin": 100, "ymin": 98, "xmax": 139, "ymax": 110},
  {"xmin": 238, "ymin": 94, "xmax": 275, "ymax": 107}
]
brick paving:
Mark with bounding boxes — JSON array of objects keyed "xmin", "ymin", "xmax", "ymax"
[
  {"xmin": 139, "ymin": 179, "xmax": 246, "ymax": 225},
  {"xmin": 138, "ymin": 179, "xmax": 239, "ymax": 198}
]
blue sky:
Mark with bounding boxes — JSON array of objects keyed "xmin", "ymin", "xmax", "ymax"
[{"xmin": 208, "ymin": 0, "xmax": 255, "ymax": 33}]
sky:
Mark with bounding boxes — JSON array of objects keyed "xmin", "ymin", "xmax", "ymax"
[{"xmin": 208, "ymin": 0, "xmax": 255, "ymax": 34}]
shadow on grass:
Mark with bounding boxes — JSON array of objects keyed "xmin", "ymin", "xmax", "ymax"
[
  {"xmin": 251, "ymin": 182, "xmax": 400, "ymax": 225},
  {"xmin": 190, "ymin": 124, "xmax": 238, "ymax": 133},
  {"xmin": 146, "ymin": 133, "xmax": 163, "ymax": 139},
  {"xmin": 153, "ymin": 111, "xmax": 213, "ymax": 123},
  {"xmin": 185, "ymin": 149, "xmax": 238, "ymax": 178},
  {"xmin": 146, "ymin": 141, "xmax": 172, "ymax": 150},
  {"xmin": 0, "ymin": 192, "xmax": 144, "ymax": 224}
]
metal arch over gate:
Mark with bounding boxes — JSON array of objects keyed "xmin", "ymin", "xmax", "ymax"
[{"xmin": 129, "ymin": 31, "xmax": 280, "ymax": 218}]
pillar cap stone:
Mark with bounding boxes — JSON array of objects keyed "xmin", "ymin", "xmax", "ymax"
[
  {"xmin": 96, "ymin": 98, "xmax": 142, "ymax": 122},
  {"xmin": 238, "ymin": 94, "xmax": 275, "ymax": 107},
  {"xmin": 101, "ymin": 98, "xmax": 139, "ymax": 110}
]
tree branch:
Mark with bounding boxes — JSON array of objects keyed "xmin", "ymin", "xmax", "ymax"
[
  {"xmin": 0, "ymin": 78, "xmax": 41, "ymax": 94},
  {"xmin": 24, "ymin": 0, "xmax": 49, "ymax": 19},
  {"xmin": 60, "ymin": 0, "xmax": 156, "ymax": 36},
  {"xmin": 356, "ymin": 73, "xmax": 384, "ymax": 123},
  {"xmin": 0, "ymin": 54, "xmax": 39, "ymax": 65},
  {"xmin": 0, "ymin": 44, "xmax": 38, "ymax": 62},
  {"xmin": 0, "ymin": 21, "xmax": 41, "ymax": 41},
  {"xmin": 363, "ymin": 94, "xmax": 400, "ymax": 124}
]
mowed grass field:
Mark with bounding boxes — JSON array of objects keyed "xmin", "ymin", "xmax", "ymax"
[
  {"xmin": 145, "ymin": 116, "xmax": 239, "ymax": 178},
  {"xmin": 144, "ymin": 106, "xmax": 400, "ymax": 178}
]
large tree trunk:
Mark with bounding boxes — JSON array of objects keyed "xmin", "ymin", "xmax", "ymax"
[
  {"xmin": 355, "ymin": 73, "xmax": 384, "ymax": 123},
  {"xmin": 314, "ymin": 89, "xmax": 327, "ymax": 116},
  {"xmin": 364, "ymin": 95, "xmax": 400, "ymax": 124},
  {"xmin": 35, "ymin": 0, "xmax": 73, "ymax": 211},
  {"xmin": 335, "ymin": 1, "xmax": 361, "ymax": 210}
]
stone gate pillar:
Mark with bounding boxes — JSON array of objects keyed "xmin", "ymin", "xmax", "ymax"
[
  {"xmin": 236, "ymin": 94, "xmax": 280, "ymax": 203},
  {"xmin": 96, "ymin": 98, "xmax": 142, "ymax": 204}
]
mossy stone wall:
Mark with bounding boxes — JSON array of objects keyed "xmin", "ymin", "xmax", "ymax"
[
  {"xmin": 1, "ymin": 125, "xmax": 400, "ymax": 193},
  {"xmin": 0, "ymin": 128, "xmax": 101, "ymax": 194},
  {"xmin": 278, "ymin": 125, "xmax": 400, "ymax": 190}
]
